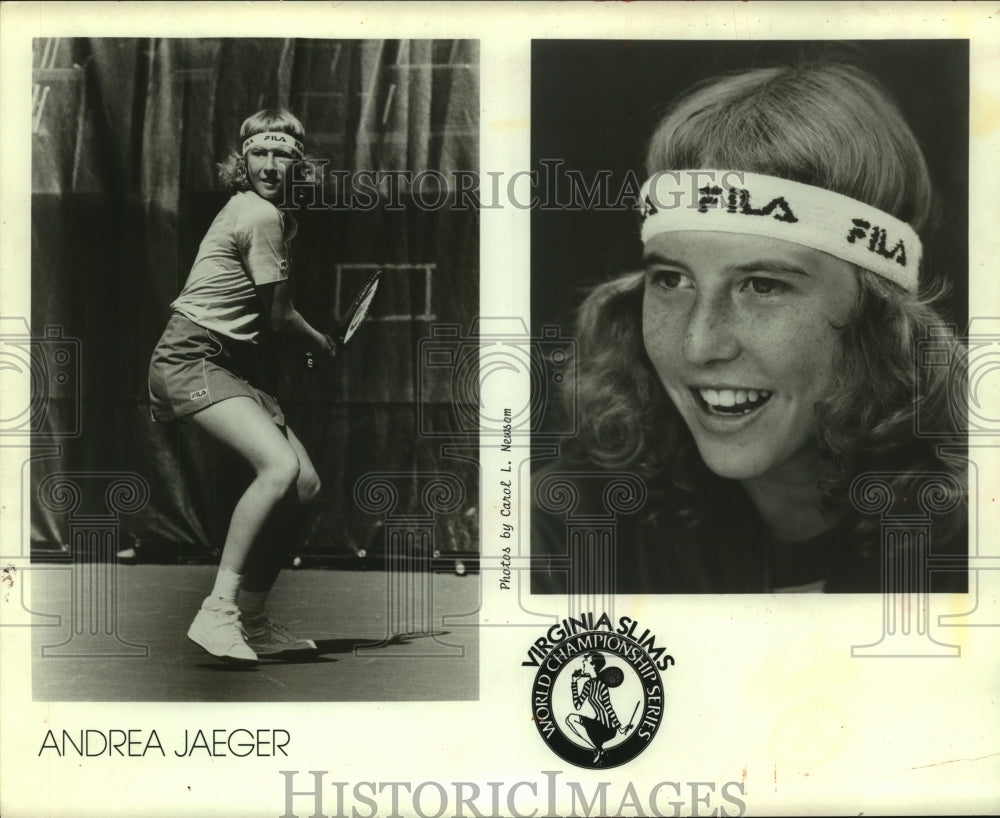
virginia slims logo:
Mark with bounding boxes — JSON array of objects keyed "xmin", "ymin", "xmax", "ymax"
[{"xmin": 524, "ymin": 612, "xmax": 675, "ymax": 769}]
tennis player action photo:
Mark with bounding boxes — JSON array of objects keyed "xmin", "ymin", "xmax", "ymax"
[
  {"xmin": 532, "ymin": 52, "xmax": 968, "ymax": 594},
  {"xmin": 148, "ymin": 110, "xmax": 335, "ymax": 661}
]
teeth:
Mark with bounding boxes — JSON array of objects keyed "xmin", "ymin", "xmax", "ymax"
[{"xmin": 697, "ymin": 387, "xmax": 772, "ymax": 412}]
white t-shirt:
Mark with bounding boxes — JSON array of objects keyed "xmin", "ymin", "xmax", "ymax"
[{"xmin": 172, "ymin": 190, "xmax": 298, "ymax": 343}]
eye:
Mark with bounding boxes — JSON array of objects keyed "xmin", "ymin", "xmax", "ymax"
[
  {"xmin": 740, "ymin": 276, "xmax": 790, "ymax": 296},
  {"xmin": 647, "ymin": 269, "xmax": 692, "ymax": 291}
]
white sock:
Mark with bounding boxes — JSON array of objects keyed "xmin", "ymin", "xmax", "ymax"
[
  {"xmin": 239, "ymin": 589, "xmax": 269, "ymax": 618},
  {"xmin": 209, "ymin": 567, "xmax": 243, "ymax": 604}
]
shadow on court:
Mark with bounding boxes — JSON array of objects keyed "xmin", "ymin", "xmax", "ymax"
[{"xmin": 29, "ymin": 565, "xmax": 480, "ymax": 702}]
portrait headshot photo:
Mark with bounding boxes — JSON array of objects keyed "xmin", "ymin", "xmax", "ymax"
[{"xmin": 529, "ymin": 40, "xmax": 970, "ymax": 596}]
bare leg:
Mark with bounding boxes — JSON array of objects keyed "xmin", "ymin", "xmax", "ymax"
[
  {"xmin": 242, "ymin": 424, "xmax": 322, "ymax": 593},
  {"xmin": 285, "ymin": 424, "xmax": 322, "ymax": 503},
  {"xmin": 187, "ymin": 397, "xmax": 301, "ymax": 574}
]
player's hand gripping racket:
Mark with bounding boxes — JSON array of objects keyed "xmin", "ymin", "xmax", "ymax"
[{"xmin": 305, "ymin": 269, "xmax": 382, "ymax": 368}]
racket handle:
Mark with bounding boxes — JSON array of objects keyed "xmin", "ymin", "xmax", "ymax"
[{"xmin": 304, "ymin": 335, "xmax": 338, "ymax": 369}]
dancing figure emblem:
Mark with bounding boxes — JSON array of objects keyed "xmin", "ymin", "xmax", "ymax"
[{"xmin": 527, "ymin": 614, "xmax": 672, "ymax": 769}]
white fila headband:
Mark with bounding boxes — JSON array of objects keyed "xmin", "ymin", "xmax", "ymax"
[
  {"xmin": 639, "ymin": 171, "xmax": 922, "ymax": 292},
  {"xmin": 241, "ymin": 131, "xmax": 304, "ymax": 158}
]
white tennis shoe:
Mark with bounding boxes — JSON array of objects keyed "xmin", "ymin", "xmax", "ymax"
[
  {"xmin": 187, "ymin": 598, "xmax": 258, "ymax": 662},
  {"xmin": 240, "ymin": 612, "xmax": 317, "ymax": 655}
]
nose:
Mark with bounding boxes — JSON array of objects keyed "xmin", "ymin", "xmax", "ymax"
[
  {"xmin": 682, "ymin": 291, "xmax": 741, "ymax": 366},
  {"xmin": 264, "ymin": 152, "xmax": 278, "ymax": 171}
]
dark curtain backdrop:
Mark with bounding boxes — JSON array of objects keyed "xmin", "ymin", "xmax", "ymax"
[{"xmin": 31, "ymin": 38, "xmax": 480, "ymax": 561}]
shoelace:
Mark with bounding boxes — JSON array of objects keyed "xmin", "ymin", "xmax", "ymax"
[
  {"xmin": 211, "ymin": 607, "xmax": 240, "ymax": 626},
  {"xmin": 267, "ymin": 620, "xmax": 296, "ymax": 638},
  {"xmin": 205, "ymin": 607, "xmax": 247, "ymax": 647},
  {"xmin": 243, "ymin": 616, "xmax": 300, "ymax": 643},
  {"xmin": 243, "ymin": 615, "xmax": 276, "ymax": 634}
]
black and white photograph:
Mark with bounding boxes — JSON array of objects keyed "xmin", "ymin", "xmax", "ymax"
[
  {"xmin": 2, "ymin": 4, "xmax": 999, "ymax": 818},
  {"xmin": 24, "ymin": 36, "xmax": 481, "ymax": 701},
  {"xmin": 530, "ymin": 40, "xmax": 971, "ymax": 595}
]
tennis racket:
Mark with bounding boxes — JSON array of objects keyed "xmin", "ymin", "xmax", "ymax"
[
  {"xmin": 306, "ymin": 269, "xmax": 382, "ymax": 368},
  {"xmin": 623, "ymin": 701, "xmax": 640, "ymax": 734}
]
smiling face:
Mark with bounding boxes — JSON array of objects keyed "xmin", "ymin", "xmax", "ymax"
[
  {"xmin": 244, "ymin": 144, "xmax": 297, "ymax": 202},
  {"xmin": 641, "ymin": 231, "xmax": 859, "ymax": 484}
]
